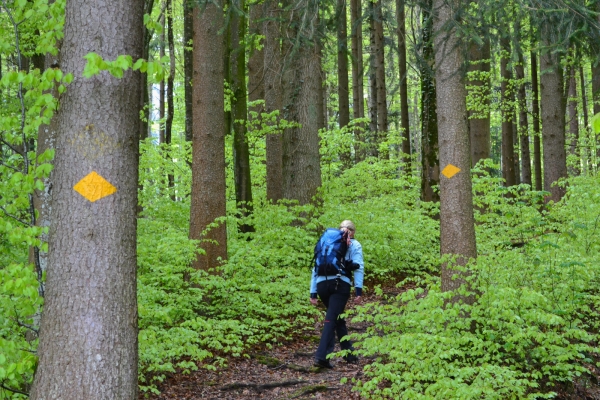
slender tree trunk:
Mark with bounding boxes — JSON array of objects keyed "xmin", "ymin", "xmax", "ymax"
[
  {"xmin": 248, "ymin": 2, "xmax": 265, "ymax": 106},
  {"xmin": 580, "ymin": 64, "xmax": 589, "ymax": 174},
  {"xmin": 531, "ymin": 51, "xmax": 542, "ymax": 190},
  {"xmin": 166, "ymin": 0, "xmax": 175, "ymax": 194},
  {"xmin": 190, "ymin": 0, "xmax": 228, "ymax": 270},
  {"xmin": 515, "ymin": 52, "xmax": 532, "ymax": 185},
  {"xmin": 433, "ymin": 0, "xmax": 477, "ymax": 295},
  {"xmin": 540, "ymin": 35, "xmax": 567, "ymax": 203},
  {"xmin": 367, "ymin": 0, "xmax": 378, "ymax": 156},
  {"xmin": 30, "ymin": 0, "xmax": 143, "ymax": 396},
  {"xmin": 350, "ymin": 0, "xmax": 365, "ymax": 162},
  {"xmin": 374, "ymin": 0, "xmax": 387, "ymax": 141},
  {"xmin": 397, "ymin": 0, "xmax": 410, "ymax": 170},
  {"xmin": 337, "ymin": 0, "xmax": 351, "ymax": 168},
  {"xmin": 140, "ymin": 0, "xmax": 154, "ymax": 141},
  {"xmin": 567, "ymin": 63, "xmax": 580, "ymax": 176},
  {"xmin": 467, "ymin": 40, "xmax": 491, "ymax": 166},
  {"xmin": 159, "ymin": 7, "xmax": 165, "ymax": 144},
  {"xmin": 183, "ymin": 0, "xmax": 193, "ymax": 142},
  {"xmin": 420, "ymin": 0, "xmax": 439, "ymax": 202},
  {"xmin": 230, "ymin": 0, "xmax": 254, "ymax": 233},
  {"xmin": 281, "ymin": 0, "xmax": 322, "ymax": 205},
  {"xmin": 263, "ymin": 0, "xmax": 284, "ymax": 202},
  {"xmin": 500, "ymin": 37, "xmax": 516, "ymax": 187}
]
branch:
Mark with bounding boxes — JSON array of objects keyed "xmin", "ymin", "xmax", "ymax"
[
  {"xmin": 0, "ymin": 160, "xmax": 21, "ymax": 173},
  {"xmin": 0, "ymin": 137, "xmax": 24, "ymax": 158},
  {"xmin": 0, "ymin": 206, "xmax": 30, "ymax": 226},
  {"xmin": 0, "ymin": 383, "xmax": 28, "ymax": 396}
]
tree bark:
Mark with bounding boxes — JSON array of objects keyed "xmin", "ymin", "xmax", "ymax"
[
  {"xmin": 367, "ymin": 0, "xmax": 378, "ymax": 156},
  {"xmin": 350, "ymin": 0, "xmax": 365, "ymax": 162},
  {"xmin": 248, "ymin": 1, "xmax": 265, "ymax": 105},
  {"xmin": 580, "ymin": 64, "xmax": 589, "ymax": 174},
  {"xmin": 397, "ymin": 0, "xmax": 410, "ymax": 170},
  {"xmin": 30, "ymin": 0, "xmax": 143, "ymax": 396},
  {"xmin": 230, "ymin": 0, "xmax": 254, "ymax": 233},
  {"xmin": 467, "ymin": 40, "xmax": 491, "ymax": 166},
  {"xmin": 190, "ymin": 0, "xmax": 228, "ymax": 270},
  {"xmin": 166, "ymin": 0, "xmax": 175, "ymax": 193},
  {"xmin": 337, "ymin": 0, "xmax": 351, "ymax": 168},
  {"xmin": 420, "ymin": 0, "xmax": 439, "ymax": 202},
  {"xmin": 159, "ymin": 7, "xmax": 166, "ymax": 144},
  {"xmin": 183, "ymin": 0, "xmax": 193, "ymax": 142},
  {"xmin": 263, "ymin": 0, "xmax": 284, "ymax": 202},
  {"xmin": 567, "ymin": 63, "xmax": 580, "ymax": 176},
  {"xmin": 500, "ymin": 37, "xmax": 516, "ymax": 187},
  {"xmin": 374, "ymin": 1, "xmax": 387, "ymax": 140},
  {"xmin": 531, "ymin": 50, "xmax": 542, "ymax": 190},
  {"xmin": 515, "ymin": 52, "xmax": 532, "ymax": 186},
  {"xmin": 433, "ymin": 0, "xmax": 477, "ymax": 295},
  {"xmin": 540, "ymin": 35, "xmax": 567, "ymax": 203},
  {"xmin": 281, "ymin": 0, "xmax": 322, "ymax": 205}
]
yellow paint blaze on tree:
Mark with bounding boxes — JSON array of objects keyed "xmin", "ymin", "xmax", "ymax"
[
  {"xmin": 73, "ymin": 171, "xmax": 117, "ymax": 202},
  {"xmin": 441, "ymin": 164, "xmax": 461, "ymax": 179}
]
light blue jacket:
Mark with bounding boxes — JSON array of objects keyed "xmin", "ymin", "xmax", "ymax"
[{"xmin": 310, "ymin": 238, "xmax": 364, "ymax": 297}]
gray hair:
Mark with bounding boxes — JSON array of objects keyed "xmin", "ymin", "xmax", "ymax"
[{"xmin": 339, "ymin": 220, "xmax": 356, "ymax": 232}]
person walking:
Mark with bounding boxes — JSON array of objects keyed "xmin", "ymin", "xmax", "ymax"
[{"xmin": 310, "ymin": 220, "xmax": 364, "ymax": 368}]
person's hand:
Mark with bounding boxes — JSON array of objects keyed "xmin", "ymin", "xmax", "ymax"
[
  {"xmin": 310, "ymin": 298, "xmax": 318, "ymax": 306},
  {"xmin": 354, "ymin": 296, "xmax": 362, "ymax": 304}
]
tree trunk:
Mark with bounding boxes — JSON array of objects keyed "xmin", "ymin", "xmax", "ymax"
[
  {"xmin": 567, "ymin": 64, "xmax": 580, "ymax": 176},
  {"xmin": 337, "ymin": 0, "xmax": 351, "ymax": 168},
  {"xmin": 350, "ymin": 0, "xmax": 365, "ymax": 162},
  {"xmin": 30, "ymin": 0, "xmax": 143, "ymax": 396},
  {"xmin": 374, "ymin": 1, "xmax": 387, "ymax": 141},
  {"xmin": 166, "ymin": 0, "xmax": 175, "ymax": 194},
  {"xmin": 420, "ymin": 0, "xmax": 439, "ymax": 202},
  {"xmin": 248, "ymin": 1, "xmax": 265, "ymax": 105},
  {"xmin": 159, "ymin": 7, "xmax": 165, "ymax": 144},
  {"xmin": 190, "ymin": 0, "xmax": 228, "ymax": 270},
  {"xmin": 350, "ymin": 0, "xmax": 365, "ymax": 163},
  {"xmin": 230, "ymin": 0, "xmax": 254, "ymax": 233},
  {"xmin": 397, "ymin": 0, "xmax": 410, "ymax": 170},
  {"xmin": 367, "ymin": 0, "xmax": 378, "ymax": 156},
  {"xmin": 531, "ymin": 50, "xmax": 542, "ymax": 190},
  {"xmin": 515, "ymin": 52, "xmax": 532, "ymax": 186},
  {"xmin": 500, "ymin": 37, "xmax": 516, "ymax": 187},
  {"xmin": 281, "ymin": 1, "xmax": 322, "ymax": 205},
  {"xmin": 580, "ymin": 64, "xmax": 589, "ymax": 174},
  {"xmin": 433, "ymin": 0, "xmax": 477, "ymax": 295},
  {"xmin": 183, "ymin": 0, "xmax": 193, "ymax": 142},
  {"xmin": 263, "ymin": 0, "xmax": 284, "ymax": 202},
  {"xmin": 540, "ymin": 35, "xmax": 567, "ymax": 203},
  {"xmin": 467, "ymin": 40, "xmax": 491, "ymax": 166}
]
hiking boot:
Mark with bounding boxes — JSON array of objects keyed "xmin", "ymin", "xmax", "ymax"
[
  {"xmin": 314, "ymin": 359, "xmax": 334, "ymax": 369},
  {"xmin": 343, "ymin": 353, "xmax": 359, "ymax": 363}
]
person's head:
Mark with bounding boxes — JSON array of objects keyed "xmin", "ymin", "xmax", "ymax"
[{"xmin": 339, "ymin": 220, "xmax": 356, "ymax": 238}]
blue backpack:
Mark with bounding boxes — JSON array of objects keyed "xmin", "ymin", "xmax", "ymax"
[{"xmin": 313, "ymin": 228, "xmax": 350, "ymax": 276}]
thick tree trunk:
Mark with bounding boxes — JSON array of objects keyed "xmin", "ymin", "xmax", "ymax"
[
  {"xmin": 230, "ymin": 0, "xmax": 254, "ymax": 233},
  {"xmin": 397, "ymin": 0, "xmax": 410, "ymax": 170},
  {"xmin": 420, "ymin": 0, "xmax": 439, "ymax": 202},
  {"xmin": 337, "ymin": 0, "xmax": 351, "ymax": 167},
  {"xmin": 374, "ymin": 1, "xmax": 387, "ymax": 140},
  {"xmin": 367, "ymin": 0, "xmax": 378, "ymax": 156},
  {"xmin": 281, "ymin": 1, "xmax": 322, "ymax": 205},
  {"xmin": 500, "ymin": 37, "xmax": 516, "ymax": 187},
  {"xmin": 540, "ymin": 36, "xmax": 567, "ymax": 203},
  {"xmin": 433, "ymin": 0, "xmax": 477, "ymax": 295},
  {"xmin": 350, "ymin": 0, "xmax": 365, "ymax": 162},
  {"xmin": 263, "ymin": 0, "xmax": 284, "ymax": 202},
  {"xmin": 183, "ymin": 0, "xmax": 193, "ymax": 142},
  {"xmin": 467, "ymin": 40, "xmax": 491, "ymax": 166},
  {"xmin": 159, "ymin": 8, "xmax": 165, "ymax": 144},
  {"xmin": 515, "ymin": 53, "xmax": 532, "ymax": 185},
  {"xmin": 248, "ymin": 2, "xmax": 265, "ymax": 105},
  {"xmin": 531, "ymin": 51, "xmax": 542, "ymax": 190},
  {"xmin": 190, "ymin": 0, "xmax": 228, "ymax": 270},
  {"xmin": 30, "ymin": 0, "xmax": 143, "ymax": 396},
  {"xmin": 567, "ymin": 64, "xmax": 580, "ymax": 176}
]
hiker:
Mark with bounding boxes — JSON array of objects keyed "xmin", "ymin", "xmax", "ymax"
[{"xmin": 310, "ymin": 220, "xmax": 364, "ymax": 369}]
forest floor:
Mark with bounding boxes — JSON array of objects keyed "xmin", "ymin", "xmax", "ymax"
[{"xmin": 140, "ymin": 283, "xmax": 600, "ymax": 400}]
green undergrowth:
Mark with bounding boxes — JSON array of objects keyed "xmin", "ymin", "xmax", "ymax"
[{"xmin": 343, "ymin": 166, "xmax": 600, "ymax": 399}]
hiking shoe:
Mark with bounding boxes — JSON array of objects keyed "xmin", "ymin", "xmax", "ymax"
[
  {"xmin": 314, "ymin": 359, "xmax": 334, "ymax": 369},
  {"xmin": 344, "ymin": 353, "xmax": 359, "ymax": 363}
]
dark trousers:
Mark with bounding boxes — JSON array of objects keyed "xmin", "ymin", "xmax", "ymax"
[{"xmin": 315, "ymin": 279, "xmax": 354, "ymax": 361}]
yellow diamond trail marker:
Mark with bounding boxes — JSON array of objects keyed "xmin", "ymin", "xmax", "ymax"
[
  {"xmin": 73, "ymin": 171, "xmax": 117, "ymax": 202},
  {"xmin": 441, "ymin": 164, "xmax": 461, "ymax": 179}
]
